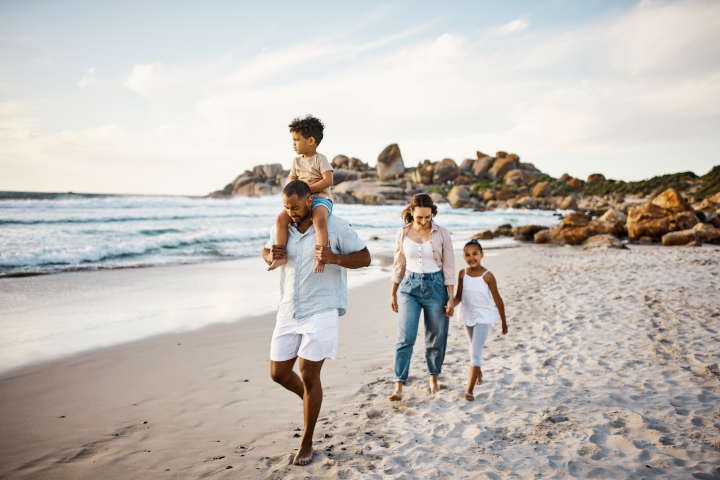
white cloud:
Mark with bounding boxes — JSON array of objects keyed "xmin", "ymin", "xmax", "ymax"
[
  {"xmin": 490, "ymin": 17, "xmax": 529, "ymax": 36},
  {"xmin": 77, "ymin": 67, "xmax": 97, "ymax": 89},
  {"xmin": 124, "ymin": 63, "xmax": 169, "ymax": 97}
]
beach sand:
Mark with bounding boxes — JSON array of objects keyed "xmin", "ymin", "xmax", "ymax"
[{"xmin": 1, "ymin": 245, "xmax": 719, "ymax": 479}]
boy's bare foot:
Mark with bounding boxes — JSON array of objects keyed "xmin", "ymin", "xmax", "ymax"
[
  {"xmin": 429, "ymin": 377, "xmax": 439, "ymax": 394},
  {"xmin": 313, "ymin": 259, "xmax": 325, "ymax": 274},
  {"xmin": 464, "ymin": 392, "xmax": 475, "ymax": 401},
  {"xmin": 268, "ymin": 258, "xmax": 287, "ymax": 271},
  {"xmin": 293, "ymin": 444, "xmax": 313, "ymax": 466}
]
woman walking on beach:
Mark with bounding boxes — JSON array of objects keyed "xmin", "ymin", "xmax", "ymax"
[
  {"xmin": 449, "ymin": 240, "xmax": 508, "ymax": 401},
  {"xmin": 390, "ymin": 194, "xmax": 455, "ymax": 401}
]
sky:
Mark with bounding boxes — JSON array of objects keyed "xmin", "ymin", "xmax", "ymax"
[{"xmin": 1, "ymin": 0, "xmax": 719, "ymax": 195}]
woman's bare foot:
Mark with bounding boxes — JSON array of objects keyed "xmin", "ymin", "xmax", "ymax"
[
  {"xmin": 464, "ymin": 392, "xmax": 475, "ymax": 401},
  {"xmin": 268, "ymin": 258, "xmax": 287, "ymax": 271},
  {"xmin": 313, "ymin": 259, "xmax": 325, "ymax": 274},
  {"xmin": 389, "ymin": 382, "xmax": 403, "ymax": 401},
  {"xmin": 429, "ymin": 377, "xmax": 440, "ymax": 394},
  {"xmin": 293, "ymin": 444, "xmax": 313, "ymax": 466}
]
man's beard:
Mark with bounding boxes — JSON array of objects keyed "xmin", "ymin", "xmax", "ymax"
[{"xmin": 291, "ymin": 206, "xmax": 311, "ymax": 225}]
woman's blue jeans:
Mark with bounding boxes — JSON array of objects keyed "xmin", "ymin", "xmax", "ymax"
[{"xmin": 394, "ymin": 271, "xmax": 450, "ymax": 383}]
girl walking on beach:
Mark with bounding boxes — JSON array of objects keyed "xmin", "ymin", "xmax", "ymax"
[
  {"xmin": 389, "ymin": 194, "xmax": 455, "ymax": 401},
  {"xmin": 449, "ymin": 240, "xmax": 508, "ymax": 401}
]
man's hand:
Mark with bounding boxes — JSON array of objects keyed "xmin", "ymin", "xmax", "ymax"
[
  {"xmin": 501, "ymin": 321, "xmax": 508, "ymax": 335},
  {"xmin": 263, "ymin": 245, "xmax": 286, "ymax": 265},
  {"xmin": 314, "ymin": 245, "xmax": 338, "ymax": 265}
]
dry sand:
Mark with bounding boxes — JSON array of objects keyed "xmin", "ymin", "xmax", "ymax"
[{"xmin": 1, "ymin": 245, "xmax": 719, "ymax": 479}]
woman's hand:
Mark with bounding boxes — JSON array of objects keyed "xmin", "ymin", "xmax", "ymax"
[
  {"xmin": 445, "ymin": 298, "xmax": 455, "ymax": 317},
  {"xmin": 391, "ymin": 294, "xmax": 398, "ymax": 313}
]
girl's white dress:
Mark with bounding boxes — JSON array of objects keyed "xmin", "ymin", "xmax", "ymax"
[{"xmin": 457, "ymin": 269, "xmax": 499, "ymax": 326}]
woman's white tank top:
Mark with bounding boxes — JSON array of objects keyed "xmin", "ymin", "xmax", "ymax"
[
  {"xmin": 458, "ymin": 269, "xmax": 499, "ymax": 326},
  {"xmin": 403, "ymin": 237, "xmax": 440, "ymax": 274}
]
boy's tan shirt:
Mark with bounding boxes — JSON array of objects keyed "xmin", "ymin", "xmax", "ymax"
[{"xmin": 289, "ymin": 153, "xmax": 334, "ymax": 201}]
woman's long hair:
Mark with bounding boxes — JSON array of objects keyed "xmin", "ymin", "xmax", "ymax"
[{"xmin": 401, "ymin": 193, "xmax": 438, "ymax": 225}]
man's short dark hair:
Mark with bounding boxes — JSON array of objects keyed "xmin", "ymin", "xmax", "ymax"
[
  {"xmin": 283, "ymin": 179, "xmax": 312, "ymax": 199},
  {"xmin": 289, "ymin": 115, "xmax": 324, "ymax": 145}
]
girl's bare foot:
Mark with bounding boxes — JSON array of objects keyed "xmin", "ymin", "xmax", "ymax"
[
  {"xmin": 429, "ymin": 377, "xmax": 440, "ymax": 394},
  {"xmin": 313, "ymin": 259, "xmax": 325, "ymax": 274},
  {"xmin": 464, "ymin": 392, "xmax": 475, "ymax": 401},
  {"xmin": 293, "ymin": 444, "xmax": 313, "ymax": 466},
  {"xmin": 268, "ymin": 258, "xmax": 287, "ymax": 271}
]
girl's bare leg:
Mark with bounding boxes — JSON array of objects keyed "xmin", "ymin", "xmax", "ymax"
[
  {"xmin": 268, "ymin": 210, "xmax": 291, "ymax": 271},
  {"xmin": 465, "ymin": 366, "xmax": 482, "ymax": 400},
  {"xmin": 312, "ymin": 206, "xmax": 330, "ymax": 274}
]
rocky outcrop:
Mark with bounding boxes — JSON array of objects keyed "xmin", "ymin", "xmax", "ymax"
[
  {"xmin": 208, "ymin": 163, "xmax": 288, "ymax": 198},
  {"xmin": 504, "ymin": 169, "xmax": 525, "ymax": 186},
  {"xmin": 533, "ymin": 182, "xmax": 551, "ymax": 198},
  {"xmin": 430, "ymin": 192, "xmax": 447, "ymax": 204},
  {"xmin": 433, "ymin": 160, "xmax": 461, "ymax": 184},
  {"xmin": 533, "ymin": 229, "xmax": 554, "ymax": 244},
  {"xmin": 333, "ymin": 179, "xmax": 404, "ymax": 205},
  {"xmin": 332, "ymin": 155, "xmax": 369, "ymax": 171},
  {"xmin": 582, "ymin": 234, "xmax": 624, "ymax": 251},
  {"xmin": 493, "ymin": 224, "xmax": 513, "ymax": 237},
  {"xmin": 566, "ymin": 178, "xmax": 583, "ymax": 191},
  {"xmin": 496, "ymin": 189, "xmax": 515, "ymax": 201},
  {"xmin": 587, "ymin": 174, "xmax": 606, "ymax": 183},
  {"xmin": 377, "ymin": 144, "xmax": 405, "ymax": 180},
  {"xmin": 652, "ymin": 188, "xmax": 692, "ymax": 214},
  {"xmin": 692, "ymin": 199, "xmax": 718, "ymax": 224},
  {"xmin": 488, "ymin": 158, "xmax": 517, "ymax": 181},
  {"xmin": 447, "ymin": 186, "xmax": 470, "ymax": 208},
  {"xmin": 559, "ymin": 195, "xmax": 578, "ymax": 210},
  {"xmin": 473, "ymin": 157, "xmax": 495, "ymax": 178}
]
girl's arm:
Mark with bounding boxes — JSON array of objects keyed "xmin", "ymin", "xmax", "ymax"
[
  {"xmin": 308, "ymin": 171, "xmax": 333, "ymax": 193},
  {"xmin": 485, "ymin": 272, "xmax": 508, "ymax": 335},
  {"xmin": 451, "ymin": 270, "xmax": 464, "ymax": 308}
]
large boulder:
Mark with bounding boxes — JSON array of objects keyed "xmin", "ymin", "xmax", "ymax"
[
  {"xmin": 473, "ymin": 157, "xmax": 495, "ymax": 178},
  {"xmin": 504, "ymin": 169, "xmax": 525, "ymax": 186},
  {"xmin": 513, "ymin": 225, "xmax": 548, "ymax": 241},
  {"xmin": 411, "ymin": 162, "xmax": 434, "ymax": 185},
  {"xmin": 430, "ymin": 192, "xmax": 447, "ymax": 204},
  {"xmin": 588, "ymin": 219, "xmax": 625, "ymax": 236},
  {"xmin": 493, "ymin": 224, "xmax": 514, "ymax": 237},
  {"xmin": 559, "ymin": 195, "xmax": 578, "ymax": 210},
  {"xmin": 488, "ymin": 158, "xmax": 517, "ymax": 181},
  {"xmin": 263, "ymin": 163, "xmax": 283, "ymax": 178},
  {"xmin": 534, "ymin": 229, "xmax": 556, "ymax": 244},
  {"xmin": 693, "ymin": 199, "xmax": 718, "ymax": 223},
  {"xmin": 333, "ymin": 168, "xmax": 363, "ymax": 184},
  {"xmin": 599, "ymin": 207, "xmax": 627, "ymax": 224},
  {"xmin": 693, "ymin": 223, "xmax": 720, "ymax": 243},
  {"xmin": 460, "ymin": 159, "xmax": 476, "ymax": 171},
  {"xmin": 483, "ymin": 190, "xmax": 497, "ymax": 201},
  {"xmin": 332, "ymin": 192, "xmax": 356, "ymax": 204},
  {"xmin": 333, "ymin": 179, "xmax": 403, "ymax": 204},
  {"xmin": 433, "ymin": 161, "xmax": 462, "ymax": 184},
  {"xmin": 447, "ymin": 186, "xmax": 470, "ymax": 208},
  {"xmin": 506, "ymin": 153, "xmax": 520, "ymax": 162},
  {"xmin": 533, "ymin": 182, "xmax": 552, "ymax": 198},
  {"xmin": 671, "ymin": 211, "xmax": 699, "ymax": 231},
  {"xmin": 662, "ymin": 229, "xmax": 698, "ymax": 246},
  {"xmin": 627, "ymin": 203, "xmax": 669, "ymax": 239},
  {"xmin": 652, "ymin": 188, "xmax": 693, "ymax": 214},
  {"xmin": 558, "ymin": 173, "xmax": 571, "ymax": 182},
  {"xmin": 516, "ymin": 196, "xmax": 538, "ymax": 209},
  {"xmin": 496, "ymin": 151, "xmax": 507, "ymax": 158},
  {"xmin": 566, "ymin": 178, "xmax": 583, "ymax": 191},
  {"xmin": 332, "ymin": 155, "xmax": 349, "ymax": 168},
  {"xmin": 453, "ymin": 175, "xmax": 474, "ymax": 185},
  {"xmin": 587, "ymin": 174, "xmax": 606, "ymax": 183},
  {"xmin": 377, "ymin": 144, "xmax": 405, "ymax": 180},
  {"xmin": 552, "ymin": 212, "xmax": 590, "ymax": 245},
  {"xmin": 472, "ymin": 230, "xmax": 494, "ymax": 240},
  {"xmin": 581, "ymin": 234, "xmax": 624, "ymax": 251},
  {"xmin": 496, "ymin": 189, "xmax": 516, "ymax": 201},
  {"xmin": 709, "ymin": 192, "xmax": 720, "ymax": 203}
]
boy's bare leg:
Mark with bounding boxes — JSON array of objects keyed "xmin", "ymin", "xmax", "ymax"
[
  {"xmin": 465, "ymin": 366, "xmax": 482, "ymax": 400},
  {"xmin": 312, "ymin": 206, "xmax": 330, "ymax": 274},
  {"xmin": 294, "ymin": 358, "xmax": 325, "ymax": 466},
  {"xmin": 268, "ymin": 210, "xmax": 291, "ymax": 271}
]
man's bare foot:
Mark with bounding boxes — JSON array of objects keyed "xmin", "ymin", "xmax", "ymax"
[
  {"xmin": 429, "ymin": 377, "xmax": 440, "ymax": 394},
  {"xmin": 293, "ymin": 444, "xmax": 313, "ymax": 466},
  {"xmin": 476, "ymin": 374, "xmax": 483, "ymax": 385},
  {"xmin": 313, "ymin": 259, "xmax": 325, "ymax": 274},
  {"xmin": 465, "ymin": 392, "xmax": 475, "ymax": 401},
  {"xmin": 268, "ymin": 258, "xmax": 287, "ymax": 271}
]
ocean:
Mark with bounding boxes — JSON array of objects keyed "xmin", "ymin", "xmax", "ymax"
[{"xmin": 0, "ymin": 192, "xmax": 563, "ymax": 277}]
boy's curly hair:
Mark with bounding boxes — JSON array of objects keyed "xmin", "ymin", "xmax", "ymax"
[{"xmin": 289, "ymin": 115, "xmax": 324, "ymax": 145}]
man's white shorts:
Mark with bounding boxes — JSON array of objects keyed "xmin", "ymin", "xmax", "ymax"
[{"xmin": 270, "ymin": 309, "xmax": 339, "ymax": 362}]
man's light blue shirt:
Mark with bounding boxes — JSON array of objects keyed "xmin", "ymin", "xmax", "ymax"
[{"xmin": 265, "ymin": 215, "xmax": 367, "ymax": 319}]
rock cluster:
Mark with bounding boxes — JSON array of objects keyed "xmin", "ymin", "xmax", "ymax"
[{"xmin": 208, "ymin": 163, "xmax": 287, "ymax": 198}]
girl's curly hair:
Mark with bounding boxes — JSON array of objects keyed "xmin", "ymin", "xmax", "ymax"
[
  {"xmin": 464, "ymin": 239, "xmax": 483, "ymax": 252},
  {"xmin": 289, "ymin": 115, "xmax": 324, "ymax": 145}
]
